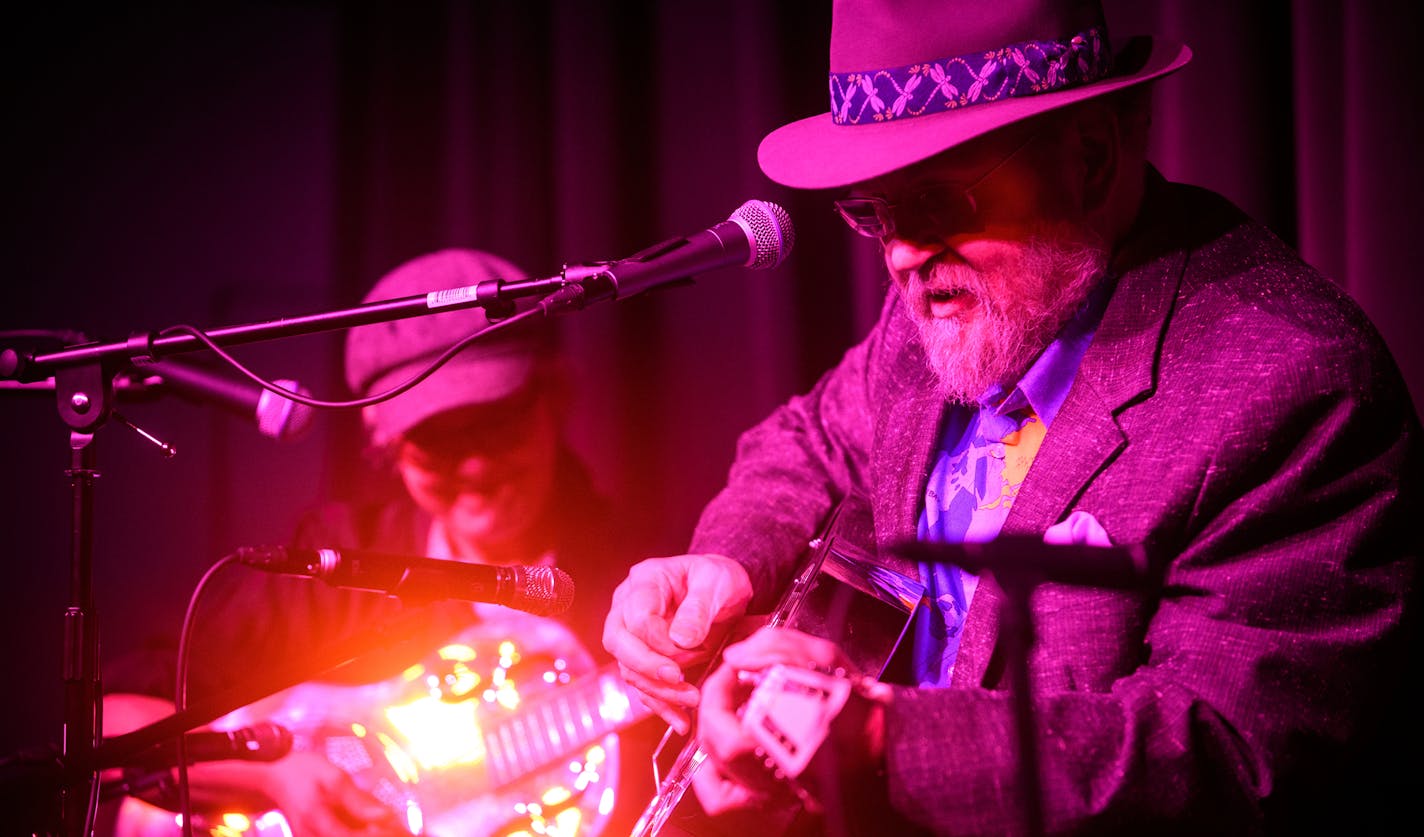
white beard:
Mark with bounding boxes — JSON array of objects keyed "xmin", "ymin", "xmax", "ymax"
[{"xmin": 898, "ymin": 236, "xmax": 1108, "ymax": 404}]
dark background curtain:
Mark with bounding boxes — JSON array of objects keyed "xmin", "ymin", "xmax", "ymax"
[{"xmin": 2, "ymin": 0, "xmax": 1420, "ymax": 764}]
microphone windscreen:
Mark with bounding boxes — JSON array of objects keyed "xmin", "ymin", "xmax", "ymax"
[
  {"xmin": 516, "ymin": 566, "xmax": 575, "ymax": 617},
  {"xmin": 731, "ymin": 200, "xmax": 795, "ymax": 270},
  {"xmin": 256, "ymin": 379, "xmax": 315, "ymax": 440}
]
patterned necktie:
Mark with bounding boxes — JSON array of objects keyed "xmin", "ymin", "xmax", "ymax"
[
  {"xmin": 914, "ymin": 406, "xmax": 1046, "ymax": 685},
  {"xmin": 999, "ymin": 407, "xmax": 1047, "ymax": 488}
]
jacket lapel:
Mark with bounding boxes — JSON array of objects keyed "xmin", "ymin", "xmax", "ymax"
[
  {"xmin": 869, "ymin": 306, "xmax": 947, "ymax": 581},
  {"xmin": 951, "ymin": 180, "xmax": 1189, "ymax": 687}
]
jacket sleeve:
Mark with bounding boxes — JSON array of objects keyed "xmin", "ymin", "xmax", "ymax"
[{"xmin": 689, "ymin": 291, "xmax": 902, "ymax": 612}]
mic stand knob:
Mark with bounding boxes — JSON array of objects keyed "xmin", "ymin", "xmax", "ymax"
[{"xmin": 110, "ymin": 411, "xmax": 177, "ymax": 458}]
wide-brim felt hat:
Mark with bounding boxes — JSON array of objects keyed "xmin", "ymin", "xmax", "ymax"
[
  {"xmin": 758, "ymin": 0, "xmax": 1192, "ymax": 190},
  {"xmin": 345, "ymin": 248, "xmax": 552, "ymax": 445}
]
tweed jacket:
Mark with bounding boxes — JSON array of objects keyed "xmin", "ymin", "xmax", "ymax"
[{"xmin": 688, "ymin": 176, "xmax": 1421, "ymax": 834}]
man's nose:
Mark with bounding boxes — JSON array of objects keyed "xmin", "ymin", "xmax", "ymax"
[
  {"xmin": 883, "ymin": 235, "xmax": 946, "ymax": 274},
  {"xmin": 450, "ymin": 450, "xmax": 499, "ymax": 476}
]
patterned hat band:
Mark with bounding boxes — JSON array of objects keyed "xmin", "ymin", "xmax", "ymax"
[{"xmin": 829, "ymin": 27, "xmax": 1112, "ymax": 125}]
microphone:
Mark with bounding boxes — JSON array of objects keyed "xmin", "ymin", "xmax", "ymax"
[
  {"xmin": 136, "ymin": 359, "xmax": 315, "ymax": 441},
  {"xmin": 128, "ymin": 722, "xmax": 294, "ymax": 770},
  {"xmin": 545, "ymin": 199, "xmax": 795, "ymax": 306},
  {"xmin": 238, "ymin": 545, "xmax": 575, "ymax": 616}
]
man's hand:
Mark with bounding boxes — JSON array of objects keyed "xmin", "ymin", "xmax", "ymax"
[
  {"xmin": 602, "ymin": 554, "xmax": 753, "ymax": 734},
  {"xmin": 693, "ymin": 627, "xmax": 888, "ymax": 817},
  {"xmin": 248, "ymin": 752, "xmax": 409, "ymax": 835}
]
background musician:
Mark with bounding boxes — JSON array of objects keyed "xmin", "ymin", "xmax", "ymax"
[{"xmin": 103, "ymin": 248, "xmax": 657, "ymax": 836}]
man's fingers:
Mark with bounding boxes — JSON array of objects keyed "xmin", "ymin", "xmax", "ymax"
[
  {"xmin": 605, "ymin": 615, "xmax": 677, "ymax": 675},
  {"xmin": 632, "ymin": 687, "xmax": 693, "ymax": 737},
  {"xmin": 695, "ymin": 657, "xmax": 793, "ymax": 809},
  {"xmin": 611, "ymin": 556, "xmax": 738, "ymax": 658},
  {"xmin": 670, "ymin": 558, "xmax": 753, "ymax": 650},
  {"xmin": 619, "ymin": 662, "xmax": 700, "ymax": 708},
  {"xmin": 603, "ymin": 554, "xmax": 758, "ymax": 743},
  {"xmin": 696, "ymin": 659, "xmax": 756, "ymax": 764},
  {"xmin": 333, "ymin": 784, "xmax": 403, "ymax": 830},
  {"xmin": 616, "ymin": 587, "xmax": 693, "ymax": 660},
  {"xmin": 617, "ymin": 663, "xmax": 694, "ymax": 734},
  {"xmin": 722, "ymin": 626, "xmax": 851, "ymax": 674},
  {"xmin": 668, "ymin": 593, "xmax": 714, "ymax": 649},
  {"xmin": 692, "ymin": 761, "xmax": 764, "ymax": 817},
  {"xmin": 619, "ymin": 661, "xmax": 699, "ymax": 737}
]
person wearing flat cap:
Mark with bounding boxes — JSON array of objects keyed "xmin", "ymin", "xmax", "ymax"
[
  {"xmin": 102, "ymin": 249, "xmax": 656, "ymax": 836},
  {"xmin": 603, "ymin": 0, "xmax": 1420, "ymax": 834}
]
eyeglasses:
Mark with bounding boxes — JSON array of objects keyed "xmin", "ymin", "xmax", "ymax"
[{"xmin": 833, "ymin": 129, "xmax": 1041, "ymax": 241}]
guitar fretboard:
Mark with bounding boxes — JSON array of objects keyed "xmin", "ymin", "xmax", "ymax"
[{"xmin": 483, "ymin": 666, "xmax": 647, "ymax": 787}]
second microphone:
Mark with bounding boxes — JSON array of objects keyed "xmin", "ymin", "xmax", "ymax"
[{"xmin": 238, "ymin": 546, "xmax": 574, "ymax": 617}]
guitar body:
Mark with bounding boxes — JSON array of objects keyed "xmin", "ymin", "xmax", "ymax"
[
  {"xmin": 632, "ymin": 499, "xmax": 926, "ymax": 837},
  {"xmin": 116, "ymin": 607, "xmax": 648, "ymax": 836}
]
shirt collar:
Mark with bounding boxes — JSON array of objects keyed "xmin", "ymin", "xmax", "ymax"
[
  {"xmin": 427, "ymin": 517, "xmax": 556, "ymax": 567},
  {"xmin": 975, "ymin": 275, "xmax": 1114, "ymax": 429}
]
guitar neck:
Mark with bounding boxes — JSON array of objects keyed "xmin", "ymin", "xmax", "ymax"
[{"xmin": 482, "ymin": 665, "xmax": 650, "ymax": 787}]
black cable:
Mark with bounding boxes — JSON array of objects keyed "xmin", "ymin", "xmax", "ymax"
[
  {"xmin": 156, "ymin": 302, "xmax": 548, "ymax": 411},
  {"xmin": 173, "ymin": 551, "xmax": 243, "ymax": 837}
]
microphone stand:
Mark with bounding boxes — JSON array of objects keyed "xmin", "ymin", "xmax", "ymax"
[
  {"xmin": 995, "ymin": 569, "xmax": 1046, "ymax": 837},
  {"xmin": 61, "ymin": 427, "xmax": 101, "ymax": 837},
  {"xmin": 0, "ymin": 274, "xmax": 590, "ymax": 837}
]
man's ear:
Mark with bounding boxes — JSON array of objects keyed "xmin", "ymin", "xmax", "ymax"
[
  {"xmin": 1070, "ymin": 100, "xmax": 1122, "ymax": 217},
  {"xmin": 360, "ymin": 405, "xmax": 404, "ymax": 473},
  {"xmin": 360, "ymin": 405, "xmax": 386, "ymax": 444}
]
